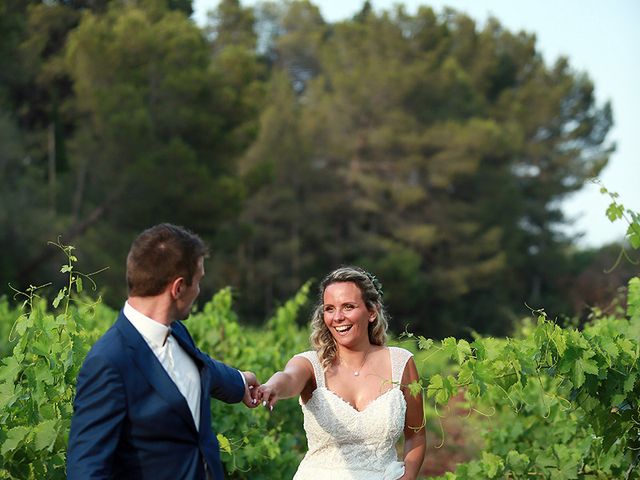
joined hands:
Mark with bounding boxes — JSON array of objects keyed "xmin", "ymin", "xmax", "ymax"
[
  {"xmin": 240, "ymin": 372, "xmax": 279, "ymax": 411},
  {"xmin": 254, "ymin": 383, "xmax": 278, "ymax": 412},
  {"xmin": 241, "ymin": 371, "xmax": 261, "ymax": 408}
]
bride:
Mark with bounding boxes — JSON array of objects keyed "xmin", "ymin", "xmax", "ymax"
[{"xmin": 256, "ymin": 266, "xmax": 426, "ymax": 479}]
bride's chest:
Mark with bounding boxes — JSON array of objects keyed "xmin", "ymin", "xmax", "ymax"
[{"xmin": 302, "ymin": 388, "xmax": 406, "ymax": 442}]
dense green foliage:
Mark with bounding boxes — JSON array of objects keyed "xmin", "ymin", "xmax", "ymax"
[
  {"xmin": 0, "ymin": 206, "xmax": 638, "ymax": 477},
  {"xmin": 1, "ymin": 0, "xmax": 626, "ymax": 339},
  {"xmin": 0, "ymin": 188, "xmax": 640, "ymax": 480},
  {"xmin": 0, "ymin": 243, "xmax": 113, "ymax": 479},
  {"xmin": 421, "ymin": 279, "xmax": 640, "ymax": 479},
  {"xmin": 420, "ymin": 197, "xmax": 640, "ymax": 479}
]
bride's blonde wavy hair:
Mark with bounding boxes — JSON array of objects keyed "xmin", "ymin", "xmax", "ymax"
[{"xmin": 310, "ymin": 266, "xmax": 389, "ymax": 370}]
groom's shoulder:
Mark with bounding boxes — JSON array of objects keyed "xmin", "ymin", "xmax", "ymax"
[{"xmin": 84, "ymin": 316, "xmax": 127, "ymax": 361}]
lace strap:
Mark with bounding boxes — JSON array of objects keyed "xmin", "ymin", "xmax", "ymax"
[
  {"xmin": 294, "ymin": 351, "xmax": 325, "ymax": 388},
  {"xmin": 390, "ymin": 347, "xmax": 414, "ymax": 386}
]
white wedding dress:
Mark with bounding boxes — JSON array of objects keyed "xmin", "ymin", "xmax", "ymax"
[{"xmin": 292, "ymin": 347, "xmax": 413, "ymax": 480}]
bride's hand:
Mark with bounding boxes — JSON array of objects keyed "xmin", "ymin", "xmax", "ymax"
[
  {"xmin": 254, "ymin": 359, "xmax": 312, "ymax": 412},
  {"xmin": 255, "ymin": 383, "xmax": 279, "ymax": 412}
]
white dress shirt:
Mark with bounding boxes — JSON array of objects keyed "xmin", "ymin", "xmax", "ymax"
[{"xmin": 124, "ymin": 302, "xmax": 202, "ymax": 430}]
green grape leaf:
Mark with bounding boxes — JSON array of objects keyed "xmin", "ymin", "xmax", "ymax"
[
  {"xmin": 606, "ymin": 203, "xmax": 624, "ymax": 222},
  {"xmin": 552, "ymin": 328, "xmax": 567, "ymax": 357},
  {"xmin": 506, "ymin": 450, "xmax": 530, "ymax": 475},
  {"xmin": 551, "ymin": 444, "xmax": 580, "ymax": 479},
  {"xmin": 481, "ymin": 451, "xmax": 504, "ymax": 478},
  {"xmin": 52, "ymin": 288, "xmax": 67, "ymax": 309},
  {"xmin": 427, "ymin": 374, "xmax": 451, "ymax": 404},
  {"xmin": 417, "ymin": 336, "xmax": 433, "ymax": 351},
  {"xmin": 624, "ymin": 372, "xmax": 637, "ymax": 393},
  {"xmin": 598, "ymin": 336, "xmax": 619, "ymax": 363},
  {"xmin": 483, "ymin": 338, "xmax": 502, "ymax": 361},
  {"xmin": 217, "ymin": 433, "xmax": 232, "ymax": 454},
  {"xmin": 426, "ymin": 374, "xmax": 442, "ymax": 398},
  {"xmin": 32, "ymin": 337, "xmax": 52, "ymax": 358},
  {"xmin": 407, "ymin": 380, "xmax": 423, "ymax": 398},
  {"xmin": 535, "ymin": 451, "xmax": 556, "ymax": 468},
  {"xmin": 628, "ymin": 224, "xmax": 640, "ymax": 249},
  {"xmin": 471, "ymin": 339, "xmax": 486, "ymax": 361},
  {"xmin": 457, "ymin": 339, "xmax": 472, "ymax": 363},
  {"xmin": 441, "ymin": 337, "xmax": 458, "ymax": 361},
  {"xmin": 34, "ymin": 363, "xmax": 55, "ymax": 385},
  {"xmin": 0, "ymin": 380, "xmax": 16, "ymax": 410},
  {"xmin": 465, "ymin": 462, "xmax": 484, "ymax": 477},
  {"xmin": 1, "ymin": 426, "xmax": 30, "ymax": 455},
  {"xmin": 572, "ymin": 355, "xmax": 599, "ymax": 388},
  {"xmin": 0, "ymin": 355, "xmax": 21, "ymax": 384},
  {"xmin": 34, "ymin": 419, "xmax": 58, "ymax": 451},
  {"xmin": 617, "ymin": 337, "xmax": 635, "ymax": 358}
]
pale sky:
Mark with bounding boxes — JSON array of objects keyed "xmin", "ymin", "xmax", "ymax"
[{"xmin": 193, "ymin": 0, "xmax": 640, "ymax": 248}]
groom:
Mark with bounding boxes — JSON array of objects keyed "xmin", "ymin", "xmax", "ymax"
[{"xmin": 67, "ymin": 223, "xmax": 259, "ymax": 479}]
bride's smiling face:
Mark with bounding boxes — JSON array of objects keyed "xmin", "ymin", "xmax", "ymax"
[{"xmin": 322, "ymin": 282, "xmax": 376, "ymax": 348}]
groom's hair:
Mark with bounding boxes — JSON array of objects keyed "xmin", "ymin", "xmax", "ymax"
[{"xmin": 126, "ymin": 223, "xmax": 208, "ymax": 297}]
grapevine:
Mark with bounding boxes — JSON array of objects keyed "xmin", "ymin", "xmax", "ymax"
[{"xmin": 0, "ymin": 195, "xmax": 638, "ymax": 478}]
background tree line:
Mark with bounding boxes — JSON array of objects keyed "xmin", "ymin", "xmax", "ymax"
[{"xmin": 0, "ymin": 0, "xmax": 634, "ymax": 338}]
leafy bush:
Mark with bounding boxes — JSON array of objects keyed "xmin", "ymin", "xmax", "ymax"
[
  {"xmin": 1, "ymin": 189, "xmax": 638, "ymax": 478},
  {"xmin": 422, "ymin": 277, "xmax": 640, "ymax": 479}
]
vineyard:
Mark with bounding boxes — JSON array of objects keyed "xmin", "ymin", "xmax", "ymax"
[{"xmin": 0, "ymin": 193, "xmax": 639, "ymax": 479}]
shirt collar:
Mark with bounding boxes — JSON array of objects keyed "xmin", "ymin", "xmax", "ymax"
[{"xmin": 124, "ymin": 301, "xmax": 171, "ymax": 347}]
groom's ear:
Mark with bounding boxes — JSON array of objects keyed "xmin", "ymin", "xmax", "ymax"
[{"xmin": 169, "ymin": 277, "xmax": 185, "ymax": 299}]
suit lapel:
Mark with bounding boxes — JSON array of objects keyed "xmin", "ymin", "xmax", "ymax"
[{"xmin": 115, "ymin": 312, "xmax": 197, "ymax": 434}]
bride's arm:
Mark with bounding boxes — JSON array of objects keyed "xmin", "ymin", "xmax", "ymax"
[
  {"xmin": 400, "ymin": 357, "xmax": 426, "ymax": 480},
  {"xmin": 255, "ymin": 356, "xmax": 314, "ymax": 410}
]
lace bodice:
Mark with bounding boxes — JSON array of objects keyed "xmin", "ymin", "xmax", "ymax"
[{"xmin": 292, "ymin": 347, "xmax": 413, "ymax": 480}]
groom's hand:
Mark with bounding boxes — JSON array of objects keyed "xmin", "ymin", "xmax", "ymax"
[{"xmin": 241, "ymin": 371, "xmax": 260, "ymax": 408}]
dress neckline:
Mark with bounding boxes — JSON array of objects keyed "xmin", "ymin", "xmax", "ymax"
[
  {"xmin": 316, "ymin": 386, "xmax": 403, "ymax": 413},
  {"xmin": 317, "ymin": 346, "xmax": 397, "ymax": 412}
]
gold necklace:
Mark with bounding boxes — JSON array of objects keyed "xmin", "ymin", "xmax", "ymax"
[{"xmin": 342, "ymin": 348, "xmax": 371, "ymax": 377}]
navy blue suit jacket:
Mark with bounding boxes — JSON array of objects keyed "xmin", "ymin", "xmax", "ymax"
[{"xmin": 67, "ymin": 311, "xmax": 245, "ymax": 479}]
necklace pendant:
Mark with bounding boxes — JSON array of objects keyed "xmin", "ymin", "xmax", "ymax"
[{"xmin": 354, "ymin": 371, "xmax": 359, "ymax": 376}]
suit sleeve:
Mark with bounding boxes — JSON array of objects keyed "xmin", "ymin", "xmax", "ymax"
[
  {"xmin": 203, "ymin": 356, "xmax": 246, "ymax": 404},
  {"xmin": 67, "ymin": 354, "xmax": 126, "ymax": 480}
]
